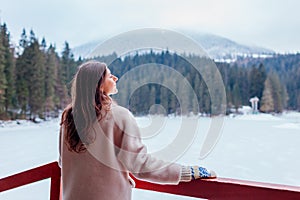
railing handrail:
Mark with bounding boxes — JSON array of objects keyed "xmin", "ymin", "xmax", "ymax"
[
  {"xmin": 132, "ymin": 174, "xmax": 300, "ymax": 200},
  {"xmin": 1, "ymin": 161, "xmax": 300, "ymax": 200},
  {"xmin": 0, "ymin": 162, "xmax": 61, "ymax": 200}
]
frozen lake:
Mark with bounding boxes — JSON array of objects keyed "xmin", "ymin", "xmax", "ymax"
[{"xmin": 1, "ymin": 112, "xmax": 300, "ymax": 199}]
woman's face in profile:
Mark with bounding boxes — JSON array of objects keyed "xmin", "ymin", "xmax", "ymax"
[{"xmin": 101, "ymin": 68, "xmax": 118, "ymax": 95}]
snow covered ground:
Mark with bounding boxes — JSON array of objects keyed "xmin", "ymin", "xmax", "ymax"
[{"xmin": 0, "ymin": 112, "xmax": 300, "ymax": 199}]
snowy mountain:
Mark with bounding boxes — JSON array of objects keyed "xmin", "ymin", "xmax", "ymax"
[
  {"xmin": 72, "ymin": 32, "xmax": 275, "ymax": 61},
  {"xmin": 186, "ymin": 32, "xmax": 275, "ymax": 61},
  {"xmin": 71, "ymin": 40, "xmax": 101, "ymax": 59}
]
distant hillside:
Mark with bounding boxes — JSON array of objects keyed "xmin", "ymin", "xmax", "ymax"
[
  {"xmin": 72, "ymin": 32, "xmax": 275, "ymax": 61},
  {"xmin": 71, "ymin": 40, "xmax": 101, "ymax": 59},
  {"xmin": 185, "ymin": 32, "xmax": 275, "ymax": 61}
]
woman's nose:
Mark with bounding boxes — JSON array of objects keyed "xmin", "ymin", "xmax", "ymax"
[{"xmin": 113, "ymin": 75, "xmax": 118, "ymax": 82}]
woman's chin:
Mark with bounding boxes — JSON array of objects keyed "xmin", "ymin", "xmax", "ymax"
[{"xmin": 110, "ymin": 89, "xmax": 118, "ymax": 95}]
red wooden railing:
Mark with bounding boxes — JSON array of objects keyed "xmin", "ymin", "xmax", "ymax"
[
  {"xmin": 0, "ymin": 162, "xmax": 61, "ymax": 200},
  {"xmin": 1, "ymin": 161, "xmax": 300, "ymax": 200}
]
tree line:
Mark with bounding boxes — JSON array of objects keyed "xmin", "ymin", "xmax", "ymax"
[
  {"xmin": 0, "ymin": 23, "xmax": 81, "ymax": 120},
  {"xmin": 94, "ymin": 51, "xmax": 296, "ymax": 115},
  {"xmin": 233, "ymin": 54, "xmax": 300, "ymax": 111},
  {"xmin": 0, "ymin": 22, "xmax": 299, "ymax": 120}
]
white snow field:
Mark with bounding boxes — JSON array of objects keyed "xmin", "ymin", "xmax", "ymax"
[{"xmin": 0, "ymin": 112, "xmax": 300, "ymax": 199}]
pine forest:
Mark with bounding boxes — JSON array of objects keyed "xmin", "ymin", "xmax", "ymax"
[{"xmin": 0, "ymin": 22, "xmax": 299, "ymax": 120}]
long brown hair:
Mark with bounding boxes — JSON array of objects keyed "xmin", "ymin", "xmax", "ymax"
[{"xmin": 60, "ymin": 61, "xmax": 112, "ymax": 153}]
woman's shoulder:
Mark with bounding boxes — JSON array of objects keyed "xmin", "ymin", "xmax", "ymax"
[
  {"xmin": 110, "ymin": 105, "xmax": 138, "ymax": 133},
  {"xmin": 111, "ymin": 104, "xmax": 133, "ymax": 118}
]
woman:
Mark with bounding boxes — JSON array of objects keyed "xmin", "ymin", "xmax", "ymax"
[{"xmin": 59, "ymin": 61, "xmax": 216, "ymax": 200}]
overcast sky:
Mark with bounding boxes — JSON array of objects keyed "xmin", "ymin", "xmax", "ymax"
[{"xmin": 0, "ymin": 0, "xmax": 299, "ymax": 53}]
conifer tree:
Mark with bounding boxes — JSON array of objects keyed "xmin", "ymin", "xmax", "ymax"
[
  {"xmin": 232, "ymin": 82, "xmax": 242, "ymax": 109},
  {"xmin": 260, "ymin": 72, "xmax": 286, "ymax": 113},
  {"xmin": 297, "ymin": 67, "xmax": 300, "ymax": 111},
  {"xmin": 1, "ymin": 23, "xmax": 16, "ymax": 116},
  {"xmin": 269, "ymin": 72, "xmax": 284, "ymax": 113},
  {"xmin": 260, "ymin": 76, "xmax": 274, "ymax": 112},
  {"xmin": 54, "ymin": 49, "xmax": 69, "ymax": 111},
  {"xmin": 0, "ymin": 33, "xmax": 7, "ymax": 115},
  {"xmin": 41, "ymin": 37, "xmax": 47, "ymax": 50},
  {"xmin": 15, "ymin": 32, "xmax": 29, "ymax": 117},
  {"xmin": 27, "ymin": 31, "xmax": 46, "ymax": 119},
  {"xmin": 149, "ymin": 85, "xmax": 157, "ymax": 111},
  {"xmin": 61, "ymin": 41, "xmax": 77, "ymax": 89},
  {"xmin": 281, "ymin": 84, "xmax": 289, "ymax": 110},
  {"xmin": 18, "ymin": 28, "xmax": 27, "ymax": 55},
  {"xmin": 159, "ymin": 86, "xmax": 169, "ymax": 115},
  {"xmin": 44, "ymin": 44, "xmax": 57, "ymax": 118},
  {"xmin": 249, "ymin": 64, "xmax": 266, "ymax": 99},
  {"xmin": 178, "ymin": 80, "xmax": 190, "ymax": 115},
  {"xmin": 15, "ymin": 28, "xmax": 29, "ymax": 116},
  {"xmin": 16, "ymin": 30, "xmax": 46, "ymax": 119}
]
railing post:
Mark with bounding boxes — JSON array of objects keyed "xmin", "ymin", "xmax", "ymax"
[{"xmin": 50, "ymin": 162, "xmax": 61, "ymax": 200}]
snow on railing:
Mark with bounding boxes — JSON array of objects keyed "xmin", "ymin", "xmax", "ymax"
[{"xmin": 1, "ymin": 162, "xmax": 300, "ymax": 200}]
